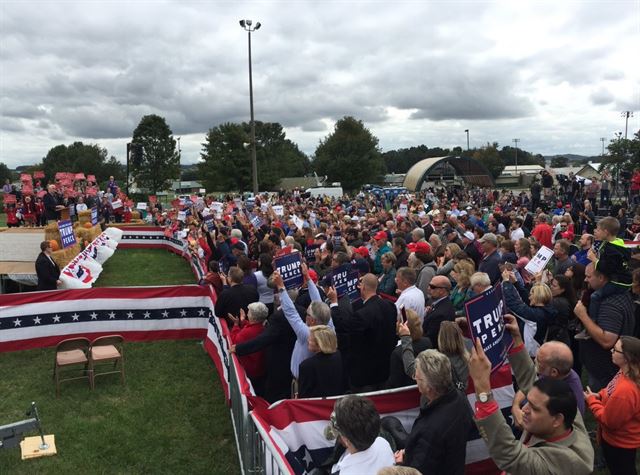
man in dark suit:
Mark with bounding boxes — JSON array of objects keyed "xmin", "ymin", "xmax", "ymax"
[
  {"xmin": 36, "ymin": 241, "xmax": 61, "ymax": 291},
  {"xmin": 329, "ymin": 273, "xmax": 397, "ymax": 392},
  {"xmin": 214, "ymin": 266, "xmax": 259, "ymax": 327},
  {"xmin": 423, "ymin": 275, "xmax": 455, "ymax": 348},
  {"xmin": 232, "ymin": 292, "xmax": 299, "ymax": 403},
  {"xmin": 43, "ymin": 184, "xmax": 61, "ymax": 222}
]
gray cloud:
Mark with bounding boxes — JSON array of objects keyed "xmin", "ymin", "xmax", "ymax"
[{"xmin": 590, "ymin": 88, "xmax": 615, "ymax": 106}]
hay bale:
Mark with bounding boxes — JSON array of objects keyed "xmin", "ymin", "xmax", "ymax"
[
  {"xmin": 51, "ymin": 242, "xmax": 81, "ymax": 268},
  {"xmin": 78, "ymin": 210, "xmax": 92, "ymax": 224},
  {"xmin": 44, "ymin": 222, "xmax": 61, "ymax": 242},
  {"xmin": 131, "ymin": 211, "xmax": 141, "ymax": 220}
]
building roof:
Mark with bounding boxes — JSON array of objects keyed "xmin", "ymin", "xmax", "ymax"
[
  {"xmin": 403, "ymin": 156, "xmax": 494, "ymax": 190},
  {"xmin": 501, "ymin": 165, "xmax": 545, "ymax": 176}
]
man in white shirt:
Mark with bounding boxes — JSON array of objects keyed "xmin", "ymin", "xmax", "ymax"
[
  {"xmin": 510, "ymin": 217, "xmax": 525, "ymax": 242},
  {"xmin": 329, "ymin": 395, "xmax": 394, "ymax": 475},
  {"xmin": 395, "ymin": 266, "xmax": 425, "ymax": 322}
]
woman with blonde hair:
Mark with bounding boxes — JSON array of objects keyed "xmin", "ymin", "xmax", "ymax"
[
  {"xmin": 585, "ymin": 336, "xmax": 640, "ymax": 475},
  {"xmin": 502, "ymin": 269, "xmax": 558, "ymax": 350},
  {"xmin": 450, "ymin": 259, "xmax": 475, "ymax": 316},
  {"xmin": 435, "ymin": 243, "xmax": 462, "ymax": 277},
  {"xmin": 385, "ymin": 309, "xmax": 432, "ymax": 389},
  {"xmin": 297, "ymin": 325, "xmax": 345, "ymax": 398},
  {"xmin": 438, "ymin": 321, "xmax": 470, "ymax": 391}
]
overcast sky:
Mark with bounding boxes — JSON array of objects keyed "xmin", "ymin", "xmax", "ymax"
[{"xmin": 1, "ymin": 0, "xmax": 639, "ymax": 169}]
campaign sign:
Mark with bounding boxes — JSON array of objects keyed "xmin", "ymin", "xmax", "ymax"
[
  {"xmin": 58, "ymin": 220, "xmax": 77, "ymax": 249},
  {"xmin": 274, "ymin": 252, "xmax": 303, "ymax": 290},
  {"xmin": 136, "ymin": 202, "xmax": 148, "ymax": 210},
  {"xmin": 273, "ymin": 205, "xmax": 284, "ymax": 216},
  {"xmin": 203, "ymin": 214, "xmax": 216, "ymax": 232},
  {"xmin": 90, "ymin": 207, "xmax": 98, "ymax": 225},
  {"xmin": 69, "ymin": 204, "xmax": 76, "ymax": 217},
  {"xmin": 305, "ymin": 244, "xmax": 320, "ymax": 264},
  {"xmin": 524, "ymin": 245, "xmax": 554, "ymax": 275},
  {"xmin": 177, "ymin": 210, "xmax": 187, "ymax": 222},
  {"xmin": 33, "ymin": 171, "xmax": 45, "ymax": 179},
  {"xmin": 111, "ymin": 199, "xmax": 123, "ymax": 210},
  {"xmin": 399, "ymin": 203, "xmax": 408, "ymax": 216},
  {"xmin": 249, "ymin": 213, "xmax": 263, "ymax": 229},
  {"xmin": 332, "ymin": 264, "xmax": 353, "ymax": 298},
  {"xmin": 465, "ymin": 284, "xmax": 512, "ymax": 372},
  {"xmin": 332, "ymin": 231, "xmax": 342, "ymax": 247}
]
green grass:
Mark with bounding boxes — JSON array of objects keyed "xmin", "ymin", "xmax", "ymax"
[
  {"xmin": 94, "ymin": 248, "xmax": 196, "ymax": 287},
  {"xmin": 0, "ymin": 248, "xmax": 240, "ymax": 474}
]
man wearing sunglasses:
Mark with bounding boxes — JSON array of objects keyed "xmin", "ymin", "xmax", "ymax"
[{"xmin": 423, "ymin": 275, "xmax": 455, "ymax": 349}]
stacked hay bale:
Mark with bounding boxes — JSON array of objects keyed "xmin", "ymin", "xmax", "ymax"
[{"xmin": 44, "ymin": 219, "xmax": 100, "ymax": 269}]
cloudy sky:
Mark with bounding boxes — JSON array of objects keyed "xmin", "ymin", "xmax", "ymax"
[{"xmin": 1, "ymin": 0, "xmax": 639, "ymax": 169}]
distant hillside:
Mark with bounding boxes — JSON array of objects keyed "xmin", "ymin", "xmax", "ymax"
[{"xmin": 543, "ymin": 154, "xmax": 600, "ymax": 164}]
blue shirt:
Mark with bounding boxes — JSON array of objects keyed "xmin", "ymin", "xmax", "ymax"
[{"xmin": 280, "ymin": 279, "xmax": 334, "ymax": 379}]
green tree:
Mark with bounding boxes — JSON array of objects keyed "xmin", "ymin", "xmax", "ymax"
[
  {"xmin": 131, "ymin": 114, "xmax": 180, "ymax": 193},
  {"xmin": 603, "ymin": 130, "xmax": 640, "ymax": 175},
  {"xmin": 0, "ymin": 162, "xmax": 12, "ymax": 184},
  {"xmin": 200, "ymin": 121, "xmax": 310, "ymax": 192},
  {"xmin": 35, "ymin": 142, "xmax": 125, "ymax": 186},
  {"xmin": 550, "ymin": 156, "xmax": 569, "ymax": 168},
  {"xmin": 200, "ymin": 122, "xmax": 252, "ymax": 192},
  {"xmin": 473, "ymin": 142, "xmax": 505, "ymax": 179},
  {"xmin": 312, "ymin": 116, "xmax": 384, "ymax": 191},
  {"xmin": 499, "ymin": 146, "xmax": 541, "ymax": 167},
  {"xmin": 382, "ymin": 145, "xmax": 451, "ymax": 174}
]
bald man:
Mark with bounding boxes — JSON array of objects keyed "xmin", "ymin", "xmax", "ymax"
[
  {"xmin": 423, "ymin": 275, "xmax": 455, "ymax": 348},
  {"xmin": 330, "ymin": 273, "xmax": 398, "ymax": 392},
  {"xmin": 43, "ymin": 184, "xmax": 61, "ymax": 222},
  {"xmin": 511, "ymin": 340, "xmax": 586, "ymax": 429}
]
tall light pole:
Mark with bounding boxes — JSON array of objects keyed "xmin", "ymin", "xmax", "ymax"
[
  {"xmin": 177, "ymin": 136, "xmax": 181, "ymax": 193},
  {"xmin": 621, "ymin": 111, "xmax": 634, "ymax": 139},
  {"xmin": 464, "ymin": 129, "xmax": 470, "ymax": 151},
  {"xmin": 240, "ymin": 19, "xmax": 261, "ymax": 195},
  {"xmin": 512, "ymin": 138, "xmax": 520, "ymax": 174},
  {"xmin": 600, "ymin": 137, "xmax": 605, "ymax": 157}
]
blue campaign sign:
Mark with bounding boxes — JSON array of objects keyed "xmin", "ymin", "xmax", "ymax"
[
  {"xmin": 203, "ymin": 214, "xmax": 216, "ymax": 232},
  {"xmin": 58, "ymin": 220, "xmax": 77, "ymax": 249},
  {"xmin": 465, "ymin": 284, "xmax": 512, "ymax": 372},
  {"xmin": 304, "ymin": 244, "xmax": 320, "ymax": 264},
  {"xmin": 332, "ymin": 264, "xmax": 361, "ymax": 302},
  {"xmin": 274, "ymin": 252, "xmax": 304, "ymax": 289},
  {"xmin": 249, "ymin": 213, "xmax": 263, "ymax": 229},
  {"xmin": 332, "ymin": 231, "xmax": 342, "ymax": 247},
  {"xmin": 90, "ymin": 207, "xmax": 98, "ymax": 225}
]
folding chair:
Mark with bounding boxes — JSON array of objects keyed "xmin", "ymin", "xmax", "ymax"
[
  {"xmin": 53, "ymin": 337, "xmax": 91, "ymax": 397},
  {"xmin": 89, "ymin": 335, "xmax": 125, "ymax": 389}
]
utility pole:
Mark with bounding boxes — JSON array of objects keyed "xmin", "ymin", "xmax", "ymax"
[
  {"xmin": 600, "ymin": 137, "xmax": 605, "ymax": 157},
  {"xmin": 177, "ymin": 137, "xmax": 181, "ymax": 194},
  {"xmin": 621, "ymin": 111, "xmax": 634, "ymax": 139}
]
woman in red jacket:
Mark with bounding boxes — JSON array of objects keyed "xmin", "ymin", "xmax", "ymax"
[
  {"xmin": 585, "ymin": 336, "xmax": 640, "ymax": 475},
  {"xmin": 229, "ymin": 302, "xmax": 268, "ymax": 396}
]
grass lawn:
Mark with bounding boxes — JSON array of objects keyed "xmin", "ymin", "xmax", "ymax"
[{"xmin": 0, "ymin": 248, "xmax": 240, "ymax": 474}]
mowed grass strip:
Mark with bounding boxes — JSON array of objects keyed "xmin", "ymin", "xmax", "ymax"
[
  {"xmin": 94, "ymin": 247, "xmax": 196, "ymax": 287},
  {"xmin": 0, "ymin": 248, "xmax": 240, "ymax": 474}
]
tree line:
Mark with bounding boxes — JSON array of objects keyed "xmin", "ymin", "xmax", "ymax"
[{"xmin": 3, "ymin": 114, "xmax": 638, "ymax": 194}]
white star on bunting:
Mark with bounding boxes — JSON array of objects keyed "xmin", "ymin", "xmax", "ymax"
[
  {"xmin": 71, "ymin": 313, "xmax": 80, "ymax": 321},
  {"xmin": 161, "ymin": 310, "xmax": 169, "ymax": 318},
  {"xmin": 143, "ymin": 311, "xmax": 151, "ymax": 319},
  {"xmin": 90, "ymin": 312, "xmax": 98, "ymax": 320},
  {"xmin": 13, "ymin": 318, "xmax": 22, "ymax": 327},
  {"xmin": 108, "ymin": 312, "xmax": 116, "ymax": 319},
  {"xmin": 127, "ymin": 312, "xmax": 134, "ymax": 319},
  {"xmin": 53, "ymin": 315, "xmax": 61, "ymax": 323},
  {"xmin": 33, "ymin": 317, "xmax": 41, "ymax": 325},
  {"xmin": 180, "ymin": 309, "xmax": 187, "ymax": 317}
]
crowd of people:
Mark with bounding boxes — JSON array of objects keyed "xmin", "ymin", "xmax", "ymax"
[
  {"xmin": 4, "ymin": 170, "xmax": 640, "ymax": 474},
  {"xmin": 176, "ymin": 183, "xmax": 639, "ymax": 474}
]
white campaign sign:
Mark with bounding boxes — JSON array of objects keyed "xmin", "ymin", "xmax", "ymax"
[{"xmin": 524, "ymin": 245, "xmax": 554, "ymax": 275}]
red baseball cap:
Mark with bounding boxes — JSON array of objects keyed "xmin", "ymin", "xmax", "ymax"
[
  {"xmin": 408, "ymin": 241, "xmax": 431, "ymax": 254},
  {"xmin": 374, "ymin": 231, "xmax": 388, "ymax": 241}
]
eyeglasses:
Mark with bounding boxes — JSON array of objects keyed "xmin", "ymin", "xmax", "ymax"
[
  {"xmin": 429, "ymin": 284, "xmax": 447, "ymax": 290},
  {"xmin": 611, "ymin": 347, "xmax": 624, "ymax": 354}
]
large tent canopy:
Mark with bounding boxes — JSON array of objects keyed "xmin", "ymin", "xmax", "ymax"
[{"xmin": 403, "ymin": 156, "xmax": 494, "ymax": 191}]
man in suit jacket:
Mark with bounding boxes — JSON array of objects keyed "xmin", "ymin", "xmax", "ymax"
[
  {"xmin": 43, "ymin": 184, "xmax": 61, "ymax": 222},
  {"xmin": 469, "ymin": 314, "xmax": 594, "ymax": 474},
  {"xmin": 36, "ymin": 241, "xmax": 61, "ymax": 291},
  {"xmin": 329, "ymin": 273, "xmax": 397, "ymax": 392},
  {"xmin": 423, "ymin": 275, "xmax": 455, "ymax": 348},
  {"xmin": 215, "ymin": 266, "xmax": 259, "ymax": 327},
  {"xmin": 232, "ymin": 293, "xmax": 299, "ymax": 403}
]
